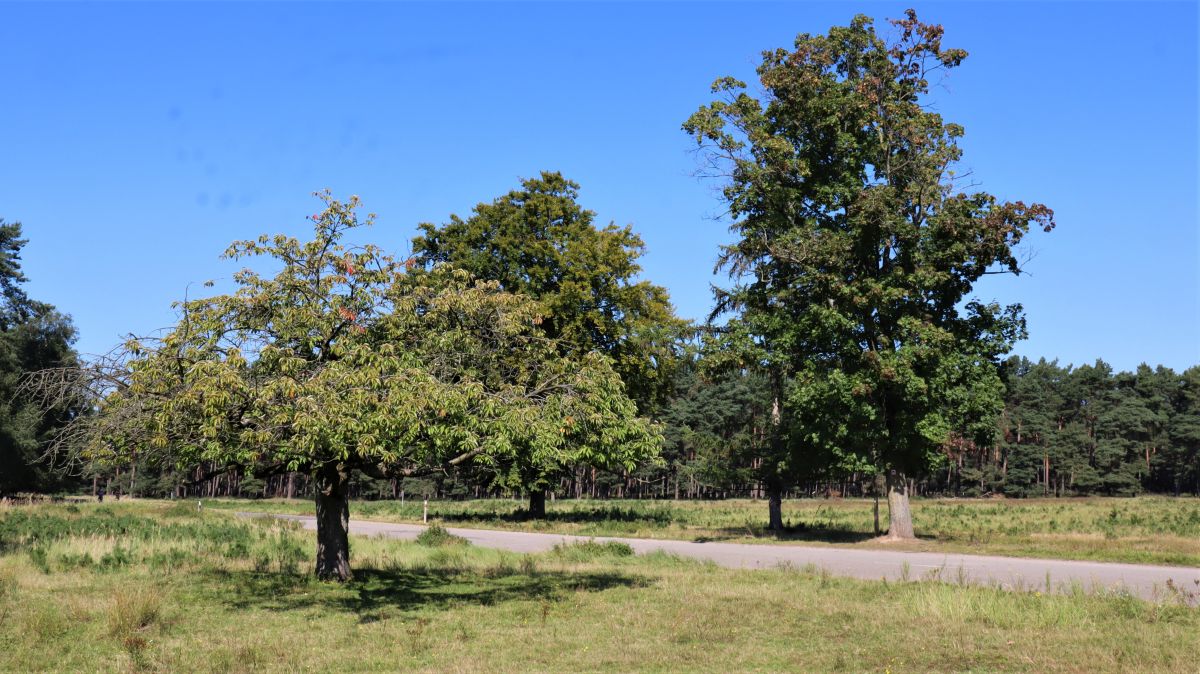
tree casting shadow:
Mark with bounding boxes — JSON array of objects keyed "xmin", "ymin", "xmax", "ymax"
[
  {"xmin": 200, "ymin": 565, "xmax": 649, "ymax": 623},
  {"xmin": 693, "ymin": 522, "xmax": 920, "ymax": 544},
  {"xmin": 434, "ymin": 505, "xmax": 675, "ymax": 525}
]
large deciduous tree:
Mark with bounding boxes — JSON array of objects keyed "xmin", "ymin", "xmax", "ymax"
[
  {"xmin": 684, "ymin": 11, "xmax": 1053, "ymax": 537},
  {"xmin": 38, "ymin": 193, "xmax": 658, "ymax": 579},
  {"xmin": 412, "ymin": 172, "xmax": 684, "ymax": 515}
]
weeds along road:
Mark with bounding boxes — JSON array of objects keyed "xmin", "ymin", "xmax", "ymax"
[{"xmin": 246, "ymin": 513, "xmax": 1200, "ymax": 603}]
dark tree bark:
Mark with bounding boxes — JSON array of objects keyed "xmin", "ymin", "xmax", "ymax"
[
  {"xmin": 528, "ymin": 490, "xmax": 547, "ymax": 519},
  {"xmin": 766, "ymin": 481, "xmax": 783, "ymax": 532},
  {"xmin": 886, "ymin": 469, "xmax": 915, "ymax": 539},
  {"xmin": 315, "ymin": 462, "xmax": 352, "ymax": 581}
]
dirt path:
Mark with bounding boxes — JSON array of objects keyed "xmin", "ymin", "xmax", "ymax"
[{"xmin": 252, "ymin": 513, "xmax": 1200, "ymax": 602}]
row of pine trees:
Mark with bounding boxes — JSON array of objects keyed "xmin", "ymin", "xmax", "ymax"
[{"xmin": 651, "ymin": 357, "xmax": 1200, "ymax": 500}]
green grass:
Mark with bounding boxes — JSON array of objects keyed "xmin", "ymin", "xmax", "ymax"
[
  {"xmin": 2, "ymin": 501, "xmax": 1197, "ymax": 673},
  {"xmin": 204, "ymin": 495, "xmax": 1200, "ymax": 567},
  {"xmin": 414, "ymin": 523, "xmax": 471, "ymax": 548}
]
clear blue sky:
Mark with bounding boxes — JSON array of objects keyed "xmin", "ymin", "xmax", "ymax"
[{"xmin": 2, "ymin": 2, "xmax": 1197, "ymax": 372}]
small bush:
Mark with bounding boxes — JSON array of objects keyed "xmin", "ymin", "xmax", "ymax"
[
  {"xmin": 550, "ymin": 539, "xmax": 635, "ymax": 562},
  {"xmin": 247, "ymin": 530, "xmax": 307, "ymax": 574},
  {"xmin": 98, "ymin": 545, "xmax": 135, "ymax": 572},
  {"xmin": 415, "ymin": 524, "xmax": 470, "ymax": 547},
  {"xmin": 57, "ymin": 551, "xmax": 96, "ymax": 571},
  {"xmin": 27, "ymin": 546, "xmax": 51, "ymax": 573},
  {"xmin": 225, "ymin": 539, "xmax": 251, "ymax": 559},
  {"xmin": 269, "ymin": 536, "xmax": 306, "ymax": 575},
  {"xmin": 146, "ymin": 549, "xmax": 192, "ymax": 572}
]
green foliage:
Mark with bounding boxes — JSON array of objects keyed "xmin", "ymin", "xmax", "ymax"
[
  {"xmin": 27, "ymin": 545, "xmax": 50, "ymax": 573},
  {"xmin": 412, "ymin": 172, "xmax": 681, "ymax": 504},
  {"xmin": 56, "ymin": 550, "xmax": 96, "ymax": 571},
  {"xmin": 683, "ymin": 11, "xmax": 1053, "ymax": 505},
  {"xmin": 0, "ymin": 507, "xmax": 254, "ymax": 556},
  {"xmin": 550, "ymin": 539, "xmax": 635, "ymax": 561},
  {"xmin": 0, "ymin": 218, "xmax": 81, "ymax": 494},
  {"xmin": 79, "ymin": 192, "xmax": 657, "ymax": 489},
  {"xmin": 412, "ymin": 171, "xmax": 689, "ymax": 415},
  {"xmin": 991, "ymin": 358, "xmax": 1200, "ymax": 497},
  {"xmin": 97, "ymin": 545, "xmax": 135, "ymax": 572},
  {"xmin": 51, "ymin": 191, "xmax": 660, "ymax": 575},
  {"xmin": 415, "ymin": 523, "xmax": 470, "ymax": 547},
  {"xmin": 658, "ymin": 351, "xmax": 773, "ymax": 495}
]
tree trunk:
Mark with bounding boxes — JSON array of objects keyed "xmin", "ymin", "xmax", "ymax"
[
  {"xmin": 528, "ymin": 490, "xmax": 546, "ymax": 519},
  {"xmin": 885, "ymin": 469, "xmax": 915, "ymax": 540},
  {"xmin": 767, "ymin": 482, "xmax": 783, "ymax": 532},
  {"xmin": 872, "ymin": 472, "xmax": 885, "ymax": 536},
  {"xmin": 314, "ymin": 462, "xmax": 352, "ymax": 582}
]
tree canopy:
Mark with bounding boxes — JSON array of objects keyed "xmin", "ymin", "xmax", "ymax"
[
  {"xmin": 46, "ymin": 194, "xmax": 659, "ymax": 579},
  {"xmin": 0, "ymin": 219, "xmax": 80, "ymax": 494},
  {"xmin": 684, "ymin": 11, "xmax": 1053, "ymax": 536},
  {"xmin": 412, "ymin": 171, "xmax": 687, "ymax": 414},
  {"xmin": 412, "ymin": 172, "xmax": 683, "ymax": 515}
]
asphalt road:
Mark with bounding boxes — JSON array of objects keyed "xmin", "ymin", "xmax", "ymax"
[{"xmin": 255, "ymin": 513, "xmax": 1200, "ymax": 602}]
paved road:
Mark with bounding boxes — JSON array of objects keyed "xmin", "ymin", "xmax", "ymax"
[{"xmin": 255, "ymin": 513, "xmax": 1200, "ymax": 602}]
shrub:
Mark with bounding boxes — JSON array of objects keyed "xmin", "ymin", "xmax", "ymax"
[
  {"xmin": 56, "ymin": 551, "xmax": 95, "ymax": 571},
  {"xmin": 268, "ymin": 535, "xmax": 306, "ymax": 575},
  {"xmin": 146, "ymin": 549, "xmax": 192, "ymax": 572},
  {"xmin": 27, "ymin": 546, "xmax": 51, "ymax": 573},
  {"xmin": 225, "ymin": 539, "xmax": 251, "ymax": 559},
  {"xmin": 550, "ymin": 539, "xmax": 634, "ymax": 562},
  {"xmin": 415, "ymin": 524, "xmax": 470, "ymax": 547},
  {"xmin": 98, "ymin": 545, "xmax": 135, "ymax": 571}
]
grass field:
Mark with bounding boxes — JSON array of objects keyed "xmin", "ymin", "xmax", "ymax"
[
  {"xmin": 2, "ymin": 501, "xmax": 1197, "ymax": 673},
  {"xmin": 202, "ymin": 495, "xmax": 1200, "ymax": 567}
]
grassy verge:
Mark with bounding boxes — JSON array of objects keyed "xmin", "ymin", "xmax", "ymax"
[
  {"xmin": 1, "ymin": 501, "xmax": 1197, "ymax": 673},
  {"xmin": 201, "ymin": 495, "xmax": 1200, "ymax": 567}
]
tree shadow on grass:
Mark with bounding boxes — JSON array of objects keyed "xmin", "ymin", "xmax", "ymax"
[
  {"xmin": 435, "ymin": 505, "xmax": 675, "ymax": 526},
  {"xmin": 198, "ymin": 565, "xmax": 649, "ymax": 624},
  {"xmin": 692, "ymin": 523, "xmax": 900, "ymax": 544}
]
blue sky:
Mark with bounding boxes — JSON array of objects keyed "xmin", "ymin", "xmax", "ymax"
[{"xmin": 2, "ymin": 1, "xmax": 1197, "ymax": 372}]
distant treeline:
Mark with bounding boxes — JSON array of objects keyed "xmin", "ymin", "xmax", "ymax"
[{"xmin": 645, "ymin": 356, "xmax": 1200, "ymax": 501}]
